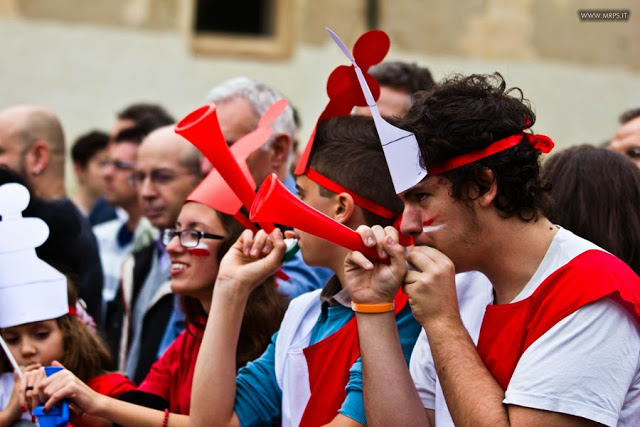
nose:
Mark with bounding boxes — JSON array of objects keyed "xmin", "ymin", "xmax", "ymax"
[
  {"xmin": 165, "ymin": 232, "xmax": 183, "ymax": 255},
  {"xmin": 399, "ymin": 206, "xmax": 422, "ymax": 236},
  {"xmin": 138, "ymin": 175, "xmax": 157, "ymax": 198},
  {"xmin": 19, "ymin": 337, "xmax": 36, "ymax": 359},
  {"xmin": 103, "ymin": 163, "xmax": 115, "ymax": 180}
]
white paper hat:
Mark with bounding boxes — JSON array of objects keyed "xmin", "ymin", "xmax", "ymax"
[
  {"xmin": 0, "ymin": 183, "xmax": 68, "ymax": 328},
  {"xmin": 326, "ymin": 28, "xmax": 427, "ymax": 194}
]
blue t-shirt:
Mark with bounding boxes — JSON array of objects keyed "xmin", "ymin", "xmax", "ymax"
[{"xmin": 234, "ymin": 295, "xmax": 420, "ymax": 425}]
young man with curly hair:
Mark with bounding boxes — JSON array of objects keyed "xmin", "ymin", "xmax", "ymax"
[{"xmin": 343, "ymin": 73, "xmax": 640, "ymax": 426}]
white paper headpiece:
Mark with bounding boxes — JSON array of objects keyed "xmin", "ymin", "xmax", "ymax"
[
  {"xmin": 326, "ymin": 28, "xmax": 427, "ymax": 194},
  {"xmin": 0, "ymin": 183, "xmax": 68, "ymax": 328}
]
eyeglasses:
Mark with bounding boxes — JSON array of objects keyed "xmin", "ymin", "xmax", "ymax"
[
  {"xmin": 129, "ymin": 169, "xmax": 193, "ymax": 188},
  {"xmin": 105, "ymin": 160, "xmax": 136, "ymax": 171},
  {"xmin": 161, "ymin": 228, "xmax": 224, "ymax": 248}
]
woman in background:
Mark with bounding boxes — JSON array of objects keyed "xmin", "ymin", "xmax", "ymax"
[{"xmin": 543, "ymin": 144, "xmax": 640, "ymax": 275}]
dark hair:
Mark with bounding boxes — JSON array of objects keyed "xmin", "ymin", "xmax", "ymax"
[
  {"xmin": 543, "ymin": 145, "xmax": 640, "ymax": 275},
  {"xmin": 369, "ymin": 61, "xmax": 435, "ymax": 95},
  {"xmin": 308, "ymin": 115, "xmax": 404, "ymax": 227},
  {"xmin": 619, "ymin": 107, "xmax": 640, "ymax": 124},
  {"xmin": 117, "ymin": 103, "xmax": 175, "ymax": 129},
  {"xmin": 401, "ymin": 73, "xmax": 552, "ymax": 221},
  {"xmin": 71, "ymin": 130, "xmax": 109, "ymax": 167},
  {"xmin": 57, "ymin": 282, "xmax": 114, "ymax": 382},
  {"xmin": 113, "ymin": 125, "xmax": 152, "ymax": 146},
  {"xmin": 180, "ymin": 209, "xmax": 287, "ymax": 369},
  {"xmin": 291, "ymin": 104, "xmax": 301, "ymax": 129}
]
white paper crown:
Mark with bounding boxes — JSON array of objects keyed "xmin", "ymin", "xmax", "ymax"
[
  {"xmin": 0, "ymin": 183, "xmax": 68, "ymax": 328},
  {"xmin": 326, "ymin": 28, "xmax": 427, "ymax": 194}
]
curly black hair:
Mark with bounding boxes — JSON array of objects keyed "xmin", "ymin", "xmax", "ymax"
[{"xmin": 400, "ymin": 73, "xmax": 552, "ymax": 221}]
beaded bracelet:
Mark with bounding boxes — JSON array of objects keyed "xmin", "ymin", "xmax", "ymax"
[{"xmin": 162, "ymin": 408, "xmax": 169, "ymax": 427}]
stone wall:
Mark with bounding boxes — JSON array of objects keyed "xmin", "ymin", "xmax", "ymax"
[{"xmin": 0, "ymin": 1, "xmax": 638, "ymax": 191}]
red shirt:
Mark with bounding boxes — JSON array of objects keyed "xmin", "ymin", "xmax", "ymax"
[
  {"xmin": 137, "ymin": 326, "xmax": 202, "ymax": 415},
  {"xmin": 477, "ymin": 250, "xmax": 640, "ymax": 390},
  {"xmin": 87, "ymin": 372, "xmax": 136, "ymax": 397}
]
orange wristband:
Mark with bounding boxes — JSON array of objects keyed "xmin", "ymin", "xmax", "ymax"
[{"xmin": 351, "ymin": 301, "xmax": 394, "ymax": 313}]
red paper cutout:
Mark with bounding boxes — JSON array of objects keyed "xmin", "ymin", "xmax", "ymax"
[{"xmin": 294, "ymin": 30, "xmax": 390, "ymax": 175}]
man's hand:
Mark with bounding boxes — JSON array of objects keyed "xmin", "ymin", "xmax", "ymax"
[
  {"xmin": 404, "ymin": 245, "xmax": 460, "ymax": 327},
  {"xmin": 344, "ymin": 225, "xmax": 407, "ymax": 304}
]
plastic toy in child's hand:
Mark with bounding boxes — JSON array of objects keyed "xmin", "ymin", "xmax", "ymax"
[{"xmin": 32, "ymin": 366, "xmax": 69, "ymax": 427}]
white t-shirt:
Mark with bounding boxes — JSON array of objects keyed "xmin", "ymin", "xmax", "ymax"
[{"xmin": 409, "ymin": 228, "xmax": 640, "ymax": 426}]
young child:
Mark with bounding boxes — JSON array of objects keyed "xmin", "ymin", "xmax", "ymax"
[
  {"xmin": 0, "ymin": 182, "xmax": 135, "ymax": 427},
  {"xmin": 190, "ymin": 112, "xmax": 422, "ymax": 426}
]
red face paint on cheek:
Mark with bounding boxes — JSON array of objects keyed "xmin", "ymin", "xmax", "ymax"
[
  {"xmin": 422, "ymin": 217, "xmax": 444, "ymax": 233},
  {"xmin": 422, "ymin": 218, "xmax": 436, "ymax": 227},
  {"xmin": 188, "ymin": 248, "xmax": 210, "ymax": 257}
]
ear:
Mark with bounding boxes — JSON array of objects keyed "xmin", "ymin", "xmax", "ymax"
[
  {"xmin": 269, "ymin": 133, "xmax": 291, "ymax": 169},
  {"xmin": 72, "ymin": 162, "xmax": 86, "ymax": 183},
  {"xmin": 477, "ymin": 168, "xmax": 498, "ymax": 208},
  {"xmin": 333, "ymin": 192, "xmax": 356, "ymax": 225},
  {"xmin": 26, "ymin": 141, "xmax": 50, "ymax": 176}
]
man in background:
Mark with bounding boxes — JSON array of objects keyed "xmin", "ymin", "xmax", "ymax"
[
  {"xmin": 205, "ymin": 77, "xmax": 333, "ymax": 298},
  {"xmin": 354, "ymin": 61, "xmax": 435, "ymax": 118},
  {"xmin": 70, "ymin": 129, "xmax": 111, "ymax": 223},
  {"xmin": 0, "ymin": 104, "xmax": 104, "ymax": 325},
  {"xmin": 94, "ymin": 126, "xmax": 157, "ymax": 328},
  {"xmin": 105, "ymin": 125, "xmax": 203, "ymax": 384},
  {"xmin": 610, "ymin": 107, "xmax": 640, "ymax": 168}
]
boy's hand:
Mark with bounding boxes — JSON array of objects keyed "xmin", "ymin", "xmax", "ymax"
[
  {"xmin": 344, "ymin": 225, "xmax": 407, "ymax": 304},
  {"xmin": 216, "ymin": 228, "xmax": 286, "ymax": 297}
]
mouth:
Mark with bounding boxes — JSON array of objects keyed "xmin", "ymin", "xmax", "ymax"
[
  {"xmin": 170, "ymin": 262, "xmax": 188, "ymax": 275},
  {"xmin": 144, "ymin": 206, "xmax": 164, "ymax": 218},
  {"xmin": 289, "ymin": 229, "xmax": 302, "ymax": 240}
]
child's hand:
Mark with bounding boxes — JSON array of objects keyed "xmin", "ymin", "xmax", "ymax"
[
  {"xmin": 20, "ymin": 361, "xmax": 102, "ymax": 419},
  {"xmin": 19, "ymin": 363, "xmax": 45, "ymax": 414},
  {"xmin": 216, "ymin": 228, "xmax": 286, "ymax": 297}
]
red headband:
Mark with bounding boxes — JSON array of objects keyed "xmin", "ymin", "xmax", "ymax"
[
  {"xmin": 305, "ymin": 168, "xmax": 396, "ymax": 219},
  {"xmin": 427, "ymin": 133, "xmax": 554, "ymax": 176}
]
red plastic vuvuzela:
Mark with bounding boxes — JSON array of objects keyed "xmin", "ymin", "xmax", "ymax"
[
  {"xmin": 175, "ymin": 103, "xmax": 274, "ymax": 232},
  {"xmin": 250, "ymin": 174, "xmax": 389, "ymax": 264}
]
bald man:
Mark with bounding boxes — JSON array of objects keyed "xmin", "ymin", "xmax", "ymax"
[
  {"xmin": 0, "ymin": 104, "xmax": 104, "ymax": 324},
  {"xmin": 104, "ymin": 126, "xmax": 203, "ymax": 384},
  {"xmin": 0, "ymin": 105, "xmax": 66, "ymax": 198}
]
